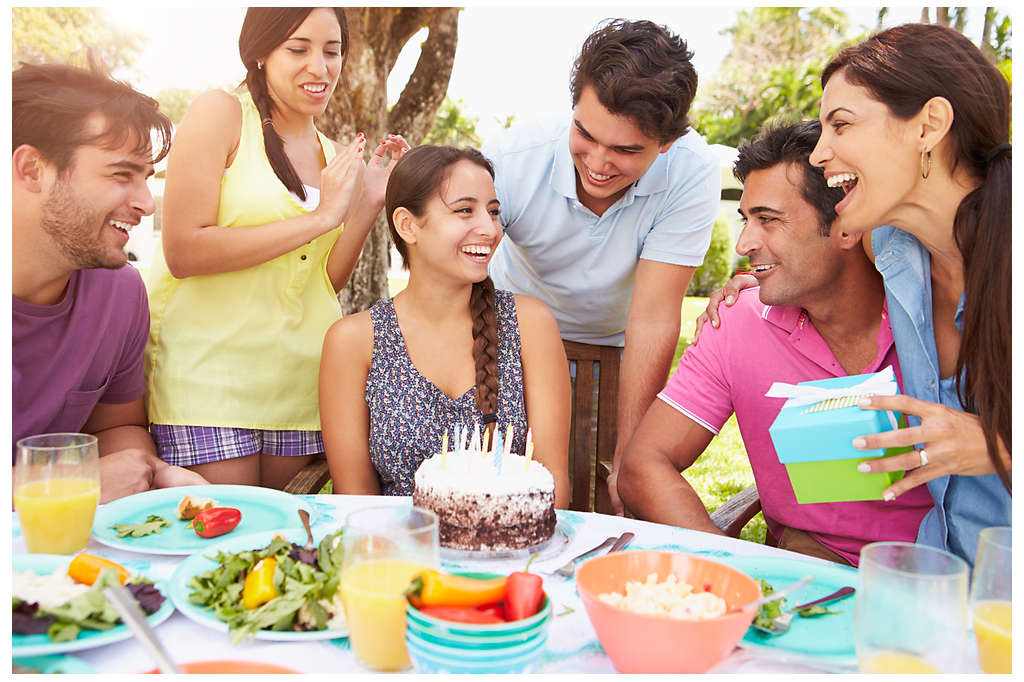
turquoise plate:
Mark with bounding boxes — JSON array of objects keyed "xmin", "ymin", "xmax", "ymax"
[
  {"xmin": 92, "ymin": 485, "xmax": 313, "ymax": 555},
  {"xmin": 168, "ymin": 528, "xmax": 347, "ymax": 641},
  {"xmin": 719, "ymin": 555, "xmax": 858, "ymax": 668},
  {"xmin": 12, "ymin": 554, "xmax": 174, "ymax": 657}
]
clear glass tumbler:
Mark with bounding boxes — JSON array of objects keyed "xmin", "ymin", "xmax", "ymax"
[
  {"xmin": 855, "ymin": 541, "xmax": 970, "ymax": 673},
  {"xmin": 14, "ymin": 433, "xmax": 101, "ymax": 554},
  {"xmin": 339, "ymin": 505, "xmax": 439, "ymax": 671},
  {"xmin": 970, "ymin": 527, "xmax": 1011, "ymax": 673}
]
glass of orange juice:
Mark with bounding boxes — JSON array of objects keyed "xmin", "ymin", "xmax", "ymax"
[
  {"xmin": 14, "ymin": 433, "xmax": 101, "ymax": 554},
  {"xmin": 339, "ymin": 505, "xmax": 439, "ymax": 671},
  {"xmin": 970, "ymin": 526, "xmax": 1011, "ymax": 673},
  {"xmin": 855, "ymin": 541, "xmax": 969, "ymax": 673}
]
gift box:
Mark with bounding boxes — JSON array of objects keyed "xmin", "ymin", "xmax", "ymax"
[{"xmin": 766, "ymin": 366, "xmax": 913, "ymax": 504}]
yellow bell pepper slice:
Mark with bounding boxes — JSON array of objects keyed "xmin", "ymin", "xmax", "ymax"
[{"xmin": 242, "ymin": 557, "xmax": 278, "ymax": 610}]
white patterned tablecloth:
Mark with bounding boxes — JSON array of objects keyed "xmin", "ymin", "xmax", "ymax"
[{"xmin": 13, "ymin": 494, "xmax": 868, "ymax": 674}]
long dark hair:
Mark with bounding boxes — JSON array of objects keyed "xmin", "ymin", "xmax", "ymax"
[
  {"xmin": 823, "ymin": 23, "xmax": 1011, "ymax": 491},
  {"xmin": 238, "ymin": 7, "xmax": 348, "ymax": 201},
  {"xmin": 385, "ymin": 145, "xmax": 501, "ymax": 421}
]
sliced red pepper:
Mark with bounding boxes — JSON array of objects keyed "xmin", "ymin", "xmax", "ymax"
[
  {"xmin": 504, "ymin": 571, "xmax": 545, "ymax": 621},
  {"xmin": 475, "ymin": 603, "xmax": 507, "ymax": 621},
  {"xmin": 188, "ymin": 507, "xmax": 241, "ymax": 538},
  {"xmin": 419, "ymin": 605, "xmax": 506, "ymax": 624}
]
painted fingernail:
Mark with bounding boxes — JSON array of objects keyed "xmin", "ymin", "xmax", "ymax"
[
  {"xmin": 712, "ymin": 320, "xmax": 719, "ymax": 328},
  {"xmin": 858, "ymin": 397, "xmax": 872, "ymax": 407},
  {"xmin": 857, "ymin": 463, "xmax": 870, "ymax": 473},
  {"xmin": 725, "ymin": 295, "xmax": 735, "ymax": 304},
  {"xmin": 883, "ymin": 492, "xmax": 895, "ymax": 502},
  {"xmin": 852, "ymin": 437, "xmax": 866, "ymax": 449}
]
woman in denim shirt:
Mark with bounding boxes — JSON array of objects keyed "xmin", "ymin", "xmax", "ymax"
[{"xmin": 809, "ymin": 24, "xmax": 1011, "ymax": 565}]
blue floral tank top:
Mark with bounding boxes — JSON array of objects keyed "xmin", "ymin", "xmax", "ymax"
[{"xmin": 366, "ymin": 290, "xmax": 529, "ymax": 495}]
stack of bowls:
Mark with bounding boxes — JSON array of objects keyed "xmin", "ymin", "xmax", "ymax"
[{"xmin": 404, "ymin": 574, "xmax": 551, "ymax": 674}]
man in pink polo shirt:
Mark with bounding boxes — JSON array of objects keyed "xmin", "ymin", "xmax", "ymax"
[{"xmin": 617, "ymin": 121, "xmax": 932, "ymax": 566}]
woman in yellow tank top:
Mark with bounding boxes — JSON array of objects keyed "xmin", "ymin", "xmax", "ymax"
[{"xmin": 145, "ymin": 7, "xmax": 408, "ymax": 488}]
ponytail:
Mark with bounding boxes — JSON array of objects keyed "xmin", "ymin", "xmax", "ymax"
[
  {"xmin": 244, "ymin": 69, "xmax": 307, "ymax": 201},
  {"xmin": 954, "ymin": 148, "xmax": 1012, "ymax": 492}
]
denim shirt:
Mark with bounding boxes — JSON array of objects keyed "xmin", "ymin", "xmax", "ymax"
[{"xmin": 872, "ymin": 226, "xmax": 1011, "ymax": 566}]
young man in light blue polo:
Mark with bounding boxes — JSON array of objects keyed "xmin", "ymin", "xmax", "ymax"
[{"xmin": 483, "ymin": 19, "xmax": 720, "ymax": 513}]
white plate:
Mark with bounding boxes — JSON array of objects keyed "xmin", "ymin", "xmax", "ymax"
[
  {"xmin": 12, "ymin": 554, "xmax": 175, "ymax": 657},
  {"xmin": 440, "ymin": 519, "xmax": 571, "ymax": 562},
  {"xmin": 169, "ymin": 528, "xmax": 348, "ymax": 641}
]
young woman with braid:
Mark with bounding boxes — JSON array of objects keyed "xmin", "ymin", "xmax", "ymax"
[
  {"xmin": 320, "ymin": 146, "xmax": 570, "ymax": 505},
  {"xmin": 145, "ymin": 8, "xmax": 409, "ymax": 488}
]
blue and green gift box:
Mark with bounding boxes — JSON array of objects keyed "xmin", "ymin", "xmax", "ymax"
[{"xmin": 766, "ymin": 366, "xmax": 913, "ymax": 503}]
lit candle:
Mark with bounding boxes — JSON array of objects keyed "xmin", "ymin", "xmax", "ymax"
[{"xmin": 482, "ymin": 427, "xmax": 491, "ymax": 456}]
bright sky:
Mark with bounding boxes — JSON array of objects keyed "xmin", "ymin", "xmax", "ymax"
[{"xmin": 109, "ymin": 4, "xmax": 970, "ymax": 143}]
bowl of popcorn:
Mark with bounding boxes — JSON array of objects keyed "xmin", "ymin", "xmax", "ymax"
[{"xmin": 575, "ymin": 550, "xmax": 761, "ymax": 673}]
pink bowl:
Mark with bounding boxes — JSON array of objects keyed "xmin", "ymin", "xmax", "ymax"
[{"xmin": 576, "ymin": 550, "xmax": 761, "ymax": 673}]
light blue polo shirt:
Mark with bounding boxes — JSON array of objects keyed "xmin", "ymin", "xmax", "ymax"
[{"xmin": 483, "ymin": 118, "xmax": 720, "ymax": 346}]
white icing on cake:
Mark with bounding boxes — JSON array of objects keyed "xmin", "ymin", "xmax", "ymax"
[{"xmin": 413, "ymin": 451, "xmax": 554, "ymax": 495}]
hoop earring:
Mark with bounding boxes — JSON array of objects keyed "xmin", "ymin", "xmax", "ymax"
[{"xmin": 920, "ymin": 149, "xmax": 931, "ymax": 179}]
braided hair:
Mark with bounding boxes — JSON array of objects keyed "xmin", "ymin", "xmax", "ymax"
[
  {"xmin": 237, "ymin": 7, "xmax": 348, "ymax": 201},
  {"xmin": 385, "ymin": 145, "xmax": 502, "ymax": 425}
]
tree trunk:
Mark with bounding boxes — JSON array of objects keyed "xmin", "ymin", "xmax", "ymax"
[
  {"xmin": 936, "ymin": 7, "xmax": 950, "ymax": 26},
  {"xmin": 316, "ymin": 7, "xmax": 461, "ymax": 315},
  {"xmin": 981, "ymin": 7, "xmax": 996, "ymax": 56}
]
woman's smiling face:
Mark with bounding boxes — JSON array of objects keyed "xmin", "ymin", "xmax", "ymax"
[
  {"xmin": 263, "ymin": 8, "xmax": 344, "ymax": 118},
  {"xmin": 810, "ymin": 68, "xmax": 923, "ymax": 234}
]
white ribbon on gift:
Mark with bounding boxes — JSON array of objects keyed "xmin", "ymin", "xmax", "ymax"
[{"xmin": 765, "ymin": 365, "xmax": 897, "ymax": 408}]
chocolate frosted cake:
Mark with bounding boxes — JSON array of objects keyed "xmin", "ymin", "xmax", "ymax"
[{"xmin": 412, "ymin": 452, "xmax": 556, "ymax": 551}]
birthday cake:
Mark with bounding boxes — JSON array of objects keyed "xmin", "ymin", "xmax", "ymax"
[{"xmin": 412, "ymin": 441, "xmax": 556, "ymax": 552}]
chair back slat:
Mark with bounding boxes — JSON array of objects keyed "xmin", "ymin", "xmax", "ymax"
[{"xmin": 563, "ymin": 340, "xmax": 621, "ymax": 513}]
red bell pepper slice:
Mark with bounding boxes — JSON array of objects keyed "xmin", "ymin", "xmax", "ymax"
[
  {"xmin": 419, "ymin": 606, "xmax": 505, "ymax": 624},
  {"xmin": 188, "ymin": 507, "xmax": 241, "ymax": 538},
  {"xmin": 475, "ymin": 603, "xmax": 507, "ymax": 621},
  {"xmin": 504, "ymin": 571, "xmax": 544, "ymax": 621}
]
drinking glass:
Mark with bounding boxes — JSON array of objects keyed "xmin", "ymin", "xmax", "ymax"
[
  {"xmin": 339, "ymin": 506, "xmax": 439, "ymax": 671},
  {"xmin": 855, "ymin": 541, "xmax": 970, "ymax": 673},
  {"xmin": 14, "ymin": 433, "xmax": 101, "ymax": 554},
  {"xmin": 970, "ymin": 527, "xmax": 1011, "ymax": 673}
]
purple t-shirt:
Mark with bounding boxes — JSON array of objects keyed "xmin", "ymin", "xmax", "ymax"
[
  {"xmin": 13, "ymin": 266, "xmax": 149, "ymax": 456},
  {"xmin": 658, "ymin": 288, "xmax": 932, "ymax": 566}
]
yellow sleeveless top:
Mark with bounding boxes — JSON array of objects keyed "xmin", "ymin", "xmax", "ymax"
[{"xmin": 145, "ymin": 90, "xmax": 343, "ymax": 430}]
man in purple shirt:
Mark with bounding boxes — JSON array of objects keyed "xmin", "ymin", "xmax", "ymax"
[
  {"xmin": 617, "ymin": 121, "xmax": 932, "ymax": 565},
  {"xmin": 13, "ymin": 63, "xmax": 206, "ymax": 502}
]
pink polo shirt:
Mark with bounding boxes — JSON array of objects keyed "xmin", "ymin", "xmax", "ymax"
[{"xmin": 659, "ymin": 288, "xmax": 932, "ymax": 565}]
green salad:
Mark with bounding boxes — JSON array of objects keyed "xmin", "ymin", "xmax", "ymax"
[{"xmin": 187, "ymin": 528, "xmax": 345, "ymax": 644}]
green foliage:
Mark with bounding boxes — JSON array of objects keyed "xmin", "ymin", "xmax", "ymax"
[
  {"xmin": 155, "ymin": 87, "xmax": 204, "ymax": 125},
  {"xmin": 12, "ymin": 7, "xmax": 145, "ymax": 75},
  {"xmin": 687, "ymin": 214, "xmax": 734, "ymax": 297},
  {"xmin": 423, "ymin": 96, "xmax": 482, "ymax": 148},
  {"xmin": 692, "ymin": 7, "xmax": 857, "ymax": 147}
]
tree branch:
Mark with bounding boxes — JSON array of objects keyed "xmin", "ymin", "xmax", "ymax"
[{"xmin": 387, "ymin": 7, "xmax": 460, "ymax": 143}]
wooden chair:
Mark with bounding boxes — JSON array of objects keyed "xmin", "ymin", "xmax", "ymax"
[
  {"xmin": 562, "ymin": 340, "xmax": 621, "ymax": 513},
  {"xmin": 283, "ymin": 455, "xmax": 330, "ymax": 495}
]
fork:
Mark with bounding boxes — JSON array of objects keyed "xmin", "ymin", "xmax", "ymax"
[
  {"xmin": 752, "ymin": 585, "xmax": 855, "ymax": 635},
  {"xmin": 553, "ymin": 532, "xmax": 635, "ymax": 578}
]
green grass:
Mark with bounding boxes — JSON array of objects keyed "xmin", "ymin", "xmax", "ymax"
[{"xmin": 675, "ymin": 299, "xmax": 766, "ymax": 545}]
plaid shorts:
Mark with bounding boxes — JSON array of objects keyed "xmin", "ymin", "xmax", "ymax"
[{"xmin": 150, "ymin": 424, "xmax": 324, "ymax": 467}]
